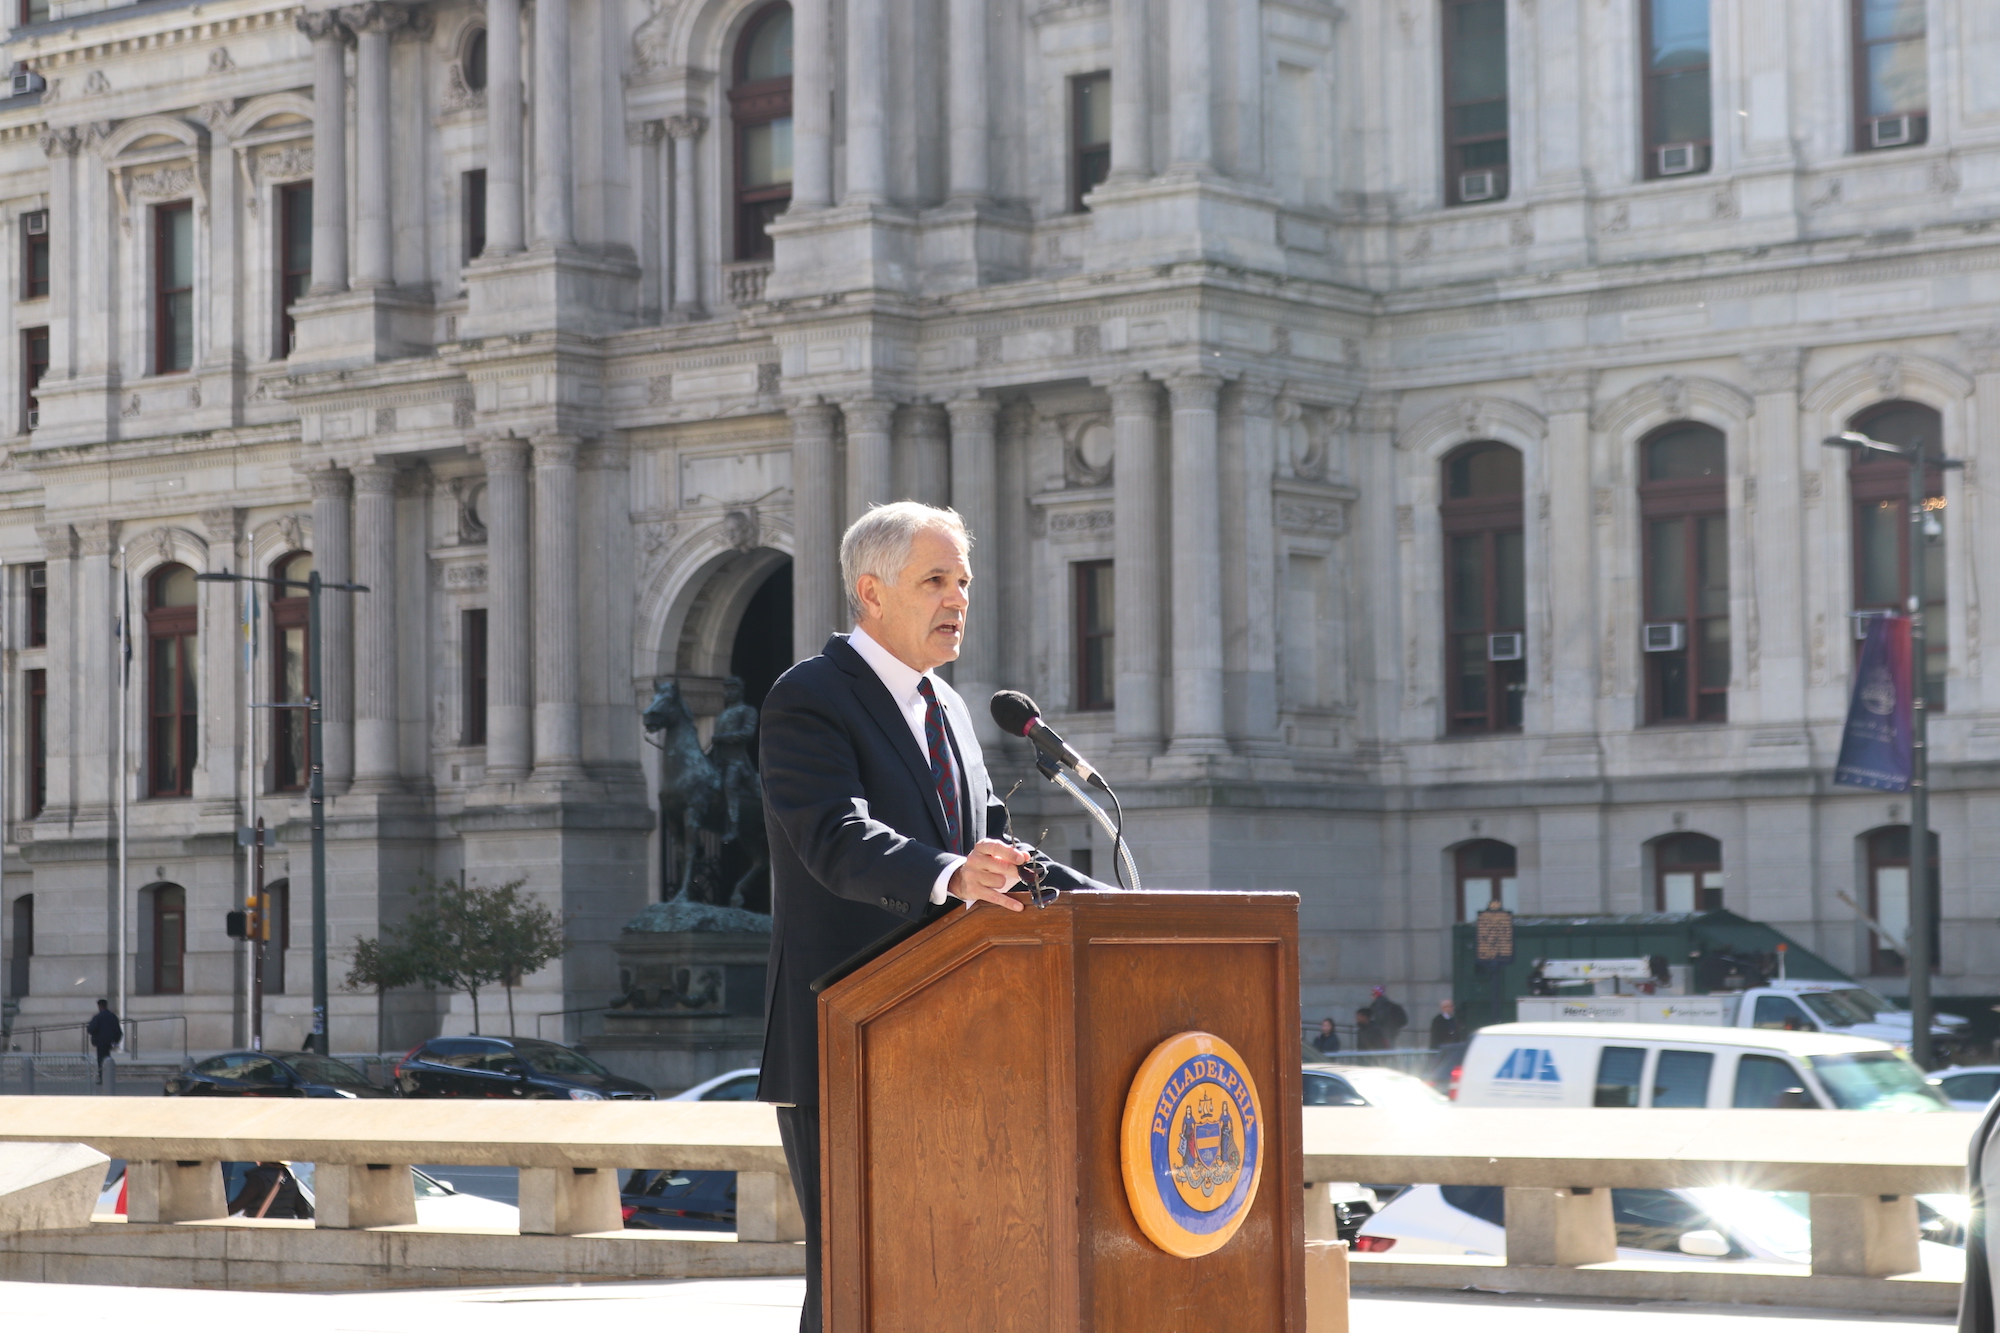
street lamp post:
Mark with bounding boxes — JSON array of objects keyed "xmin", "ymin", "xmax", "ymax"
[
  {"xmin": 198, "ymin": 567, "xmax": 367, "ymax": 1057},
  {"xmin": 1823, "ymin": 430, "xmax": 1960, "ymax": 1068}
]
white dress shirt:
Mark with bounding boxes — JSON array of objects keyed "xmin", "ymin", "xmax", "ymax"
[{"xmin": 847, "ymin": 625, "xmax": 969, "ymax": 903}]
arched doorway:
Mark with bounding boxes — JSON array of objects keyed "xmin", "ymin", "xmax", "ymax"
[{"xmin": 729, "ymin": 562, "xmax": 793, "ymax": 710}]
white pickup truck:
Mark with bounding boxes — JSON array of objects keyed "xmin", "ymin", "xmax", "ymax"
[{"xmin": 1514, "ymin": 974, "xmax": 1964, "ymax": 1050}]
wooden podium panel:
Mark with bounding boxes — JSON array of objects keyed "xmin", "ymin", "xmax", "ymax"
[{"xmin": 819, "ymin": 890, "xmax": 1303, "ymax": 1333}]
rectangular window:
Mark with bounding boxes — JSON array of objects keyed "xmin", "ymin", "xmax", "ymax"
[
  {"xmin": 153, "ymin": 202, "xmax": 194, "ymax": 374},
  {"xmin": 1644, "ymin": 512, "xmax": 1729, "ymax": 722},
  {"xmin": 25, "ymin": 667, "xmax": 44, "ymax": 818},
  {"xmin": 462, "ymin": 169, "xmax": 487, "ymax": 263},
  {"xmin": 1071, "ymin": 72, "xmax": 1112, "ymax": 212},
  {"xmin": 1445, "ymin": 529, "xmax": 1525, "ymax": 731},
  {"xmin": 272, "ymin": 591, "xmax": 310, "ymax": 791},
  {"xmin": 1073, "ymin": 561, "xmax": 1113, "ymax": 711},
  {"xmin": 1649, "ymin": 1048, "xmax": 1714, "ymax": 1108},
  {"xmin": 1642, "ymin": 0, "xmax": 1711, "ymax": 178},
  {"xmin": 1852, "ymin": 0, "xmax": 1928, "ymax": 150},
  {"xmin": 21, "ymin": 325, "xmax": 46, "ymax": 433},
  {"xmin": 25, "ymin": 562, "xmax": 45, "ymax": 647},
  {"xmin": 17, "ymin": 0, "xmax": 49, "ymax": 25},
  {"xmin": 20, "ymin": 209, "xmax": 48, "ymax": 299},
  {"xmin": 462, "ymin": 608, "xmax": 488, "ymax": 744},
  {"xmin": 1594, "ymin": 1046, "xmax": 1647, "ymax": 1108},
  {"xmin": 276, "ymin": 182, "xmax": 312, "ymax": 358},
  {"xmin": 1442, "ymin": 0, "xmax": 1509, "ymax": 205},
  {"xmin": 149, "ymin": 631, "xmax": 197, "ymax": 797}
]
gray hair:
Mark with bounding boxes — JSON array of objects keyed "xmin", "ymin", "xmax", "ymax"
[{"xmin": 840, "ymin": 501, "xmax": 971, "ymax": 621}]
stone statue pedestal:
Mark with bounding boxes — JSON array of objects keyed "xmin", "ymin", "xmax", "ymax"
[{"xmin": 591, "ymin": 899, "xmax": 772, "ymax": 1092}]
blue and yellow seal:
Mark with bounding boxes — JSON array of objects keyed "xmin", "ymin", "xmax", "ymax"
[{"xmin": 1119, "ymin": 1030, "xmax": 1265, "ymax": 1258}]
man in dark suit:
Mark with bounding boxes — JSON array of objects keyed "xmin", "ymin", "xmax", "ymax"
[{"xmin": 758, "ymin": 501, "xmax": 1102, "ymax": 1333}]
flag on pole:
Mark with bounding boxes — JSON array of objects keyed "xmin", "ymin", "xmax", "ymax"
[{"xmin": 1834, "ymin": 614, "xmax": 1913, "ymax": 791}]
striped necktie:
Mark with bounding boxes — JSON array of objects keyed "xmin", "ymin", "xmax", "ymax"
[{"xmin": 917, "ymin": 677, "xmax": 964, "ymax": 854}]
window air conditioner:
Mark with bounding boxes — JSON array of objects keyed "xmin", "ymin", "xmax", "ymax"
[
  {"xmin": 1656, "ymin": 143, "xmax": 1698, "ymax": 176},
  {"xmin": 1487, "ymin": 631, "xmax": 1524, "ymax": 662},
  {"xmin": 9, "ymin": 71, "xmax": 42, "ymax": 98},
  {"xmin": 1642, "ymin": 621, "xmax": 1686, "ymax": 652},
  {"xmin": 27, "ymin": 565, "xmax": 42, "ymax": 589},
  {"xmin": 1458, "ymin": 169, "xmax": 1499, "ymax": 203},
  {"xmin": 1871, "ymin": 115, "xmax": 1912, "ymax": 148},
  {"xmin": 25, "ymin": 409, "xmax": 38, "ymax": 429},
  {"xmin": 24, "ymin": 212, "xmax": 45, "ymax": 236}
]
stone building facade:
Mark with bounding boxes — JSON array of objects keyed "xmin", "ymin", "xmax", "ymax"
[{"xmin": 1, "ymin": 0, "xmax": 1999, "ymax": 1054}]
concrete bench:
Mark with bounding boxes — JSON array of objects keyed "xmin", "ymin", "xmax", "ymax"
[
  {"xmin": 0, "ymin": 1096, "xmax": 803, "ymax": 1241},
  {"xmin": 1302, "ymin": 1104, "xmax": 1976, "ymax": 1314}
]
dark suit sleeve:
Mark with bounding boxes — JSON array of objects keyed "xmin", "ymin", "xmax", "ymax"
[{"xmin": 761, "ymin": 675, "xmax": 960, "ymax": 917}]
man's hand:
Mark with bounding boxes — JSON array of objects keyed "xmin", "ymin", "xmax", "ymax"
[{"xmin": 947, "ymin": 839, "xmax": 1030, "ymax": 912}]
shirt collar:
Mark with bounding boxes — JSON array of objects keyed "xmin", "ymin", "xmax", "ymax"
[{"xmin": 848, "ymin": 624, "xmax": 930, "ymax": 705}]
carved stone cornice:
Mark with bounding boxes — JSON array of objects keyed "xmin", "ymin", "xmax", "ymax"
[{"xmin": 295, "ymin": 10, "xmax": 350, "ymax": 42}]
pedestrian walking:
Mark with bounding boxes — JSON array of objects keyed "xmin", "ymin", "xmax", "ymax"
[
  {"xmin": 1367, "ymin": 986, "xmax": 1409, "ymax": 1049},
  {"xmin": 1313, "ymin": 1017, "xmax": 1341, "ymax": 1056},
  {"xmin": 85, "ymin": 999, "xmax": 121, "ymax": 1085},
  {"xmin": 1430, "ymin": 998, "xmax": 1463, "ymax": 1049},
  {"xmin": 1354, "ymin": 1007, "xmax": 1386, "ymax": 1052}
]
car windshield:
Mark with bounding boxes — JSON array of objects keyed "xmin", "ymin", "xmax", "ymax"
[
  {"xmin": 287, "ymin": 1055, "xmax": 374, "ymax": 1087},
  {"xmin": 1679, "ymin": 1187, "xmax": 1812, "ymax": 1265},
  {"xmin": 513, "ymin": 1043, "xmax": 611, "ymax": 1077},
  {"xmin": 411, "ymin": 1169, "xmax": 453, "ymax": 1199},
  {"xmin": 1807, "ymin": 1051, "xmax": 1950, "ymax": 1111},
  {"xmin": 1797, "ymin": 990, "xmax": 1883, "ymax": 1027}
]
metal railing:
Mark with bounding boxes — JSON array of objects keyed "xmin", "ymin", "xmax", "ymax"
[{"xmin": 3, "ymin": 1015, "xmax": 188, "ymax": 1064}]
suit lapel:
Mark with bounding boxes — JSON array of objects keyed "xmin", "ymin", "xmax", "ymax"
[{"xmin": 826, "ymin": 636, "xmax": 956, "ymax": 850}]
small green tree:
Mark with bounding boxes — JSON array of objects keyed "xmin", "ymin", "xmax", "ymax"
[
  {"xmin": 344, "ymin": 934, "xmax": 423, "ymax": 1054},
  {"xmin": 396, "ymin": 872, "xmax": 506, "ymax": 1033},
  {"xmin": 481, "ymin": 879, "xmax": 568, "ymax": 1037}
]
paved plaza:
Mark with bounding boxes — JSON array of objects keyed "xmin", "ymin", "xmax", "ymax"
[{"xmin": 0, "ymin": 1278, "xmax": 1954, "ymax": 1332}]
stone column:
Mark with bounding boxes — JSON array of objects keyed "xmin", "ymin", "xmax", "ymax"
[
  {"xmin": 299, "ymin": 11, "xmax": 350, "ymax": 294},
  {"xmin": 1168, "ymin": 373, "xmax": 1226, "ymax": 755},
  {"xmin": 1745, "ymin": 349, "xmax": 1806, "ymax": 725},
  {"xmin": 307, "ymin": 465, "xmax": 355, "ymax": 791},
  {"xmin": 905, "ymin": 401, "xmax": 950, "ymax": 508},
  {"xmin": 1168, "ymin": 0, "xmax": 1212, "ymax": 171},
  {"xmin": 485, "ymin": 0, "xmax": 526, "ymax": 255},
  {"xmin": 791, "ymin": 0, "xmax": 832, "ymax": 209},
  {"xmin": 344, "ymin": 3, "xmax": 404, "ymax": 288},
  {"xmin": 533, "ymin": 0, "xmax": 574, "ymax": 246},
  {"xmin": 1235, "ymin": 379, "xmax": 1280, "ymax": 742},
  {"xmin": 482, "ymin": 436, "xmax": 533, "ymax": 780},
  {"xmin": 350, "ymin": 461, "xmax": 400, "ymax": 790},
  {"xmin": 37, "ymin": 129, "xmax": 78, "ymax": 382},
  {"xmin": 844, "ymin": 0, "xmax": 888, "ymax": 203},
  {"xmin": 198, "ymin": 507, "xmax": 245, "ymax": 804},
  {"xmin": 666, "ymin": 115, "xmax": 705, "ymax": 314},
  {"xmin": 1109, "ymin": 375, "xmax": 1163, "ymax": 753},
  {"xmin": 533, "ymin": 436, "xmax": 583, "ymax": 778},
  {"xmin": 948, "ymin": 396, "xmax": 1000, "ymax": 740},
  {"xmin": 946, "ymin": 0, "xmax": 988, "ymax": 199},
  {"xmin": 791, "ymin": 401, "xmax": 841, "ymax": 652},
  {"xmin": 74, "ymin": 521, "xmax": 115, "ymax": 816},
  {"xmin": 844, "ymin": 398, "xmax": 896, "ymax": 527},
  {"xmin": 35, "ymin": 523, "xmax": 75, "ymax": 816},
  {"xmin": 1538, "ymin": 371, "xmax": 1597, "ymax": 731},
  {"xmin": 1108, "ymin": 0, "xmax": 1150, "ymax": 181}
]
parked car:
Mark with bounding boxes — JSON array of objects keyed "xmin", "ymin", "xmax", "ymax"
[
  {"xmin": 393, "ymin": 1036, "xmax": 654, "ymax": 1100},
  {"xmin": 95, "ymin": 1160, "xmax": 521, "ymax": 1229},
  {"xmin": 164, "ymin": 1051, "xmax": 393, "ymax": 1098},
  {"xmin": 624, "ymin": 1065, "xmax": 764, "ymax": 1230},
  {"xmin": 1304, "ymin": 1064, "xmax": 1452, "ymax": 1110},
  {"xmin": 1928, "ymin": 1064, "xmax": 2000, "ymax": 1112}
]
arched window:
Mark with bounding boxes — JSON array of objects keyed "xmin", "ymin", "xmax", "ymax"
[
  {"xmin": 462, "ymin": 27, "xmax": 488, "ymax": 92},
  {"xmin": 1849, "ymin": 400, "xmax": 1946, "ymax": 710},
  {"xmin": 8, "ymin": 894, "xmax": 30, "ymax": 998},
  {"xmin": 1441, "ymin": 442, "xmax": 1525, "ymax": 733},
  {"xmin": 1640, "ymin": 423, "xmax": 1728, "ymax": 724},
  {"xmin": 1864, "ymin": 825, "xmax": 1939, "ymax": 976},
  {"xmin": 1652, "ymin": 832, "xmax": 1722, "ymax": 912},
  {"xmin": 1454, "ymin": 839, "xmax": 1518, "ymax": 922},
  {"xmin": 731, "ymin": 3, "xmax": 793, "ymax": 260},
  {"xmin": 148, "ymin": 883, "xmax": 186, "ymax": 995},
  {"xmin": 271, "ymin": 552, "xmax": 313, "ymax": 791},
  {"xmin": 146, "ymin": 563, "xmax": 198, "ymax": 797}
]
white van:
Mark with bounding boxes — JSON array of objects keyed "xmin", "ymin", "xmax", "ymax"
[{"xmin": 1455, "ymin": 1021, "xmax": 1950, "ymax": 1111}]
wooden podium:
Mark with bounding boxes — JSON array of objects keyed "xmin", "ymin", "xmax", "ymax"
[{"xmin": 817, "ymin": 889, "xmax": 1305, "ymax": 1331}]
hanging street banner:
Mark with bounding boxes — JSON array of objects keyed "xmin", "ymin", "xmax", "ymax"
[{"xmin": 1834, "ymin": 614, "xmax": 1913, "ymax": 792}]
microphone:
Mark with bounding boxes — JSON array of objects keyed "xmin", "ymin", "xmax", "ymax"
[{"xmin": 990, "ymin": 690, "xmax": 1107, "ymax": 790}]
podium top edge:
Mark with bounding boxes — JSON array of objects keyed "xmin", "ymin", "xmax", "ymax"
[{"xmin": 1063, "ymin": 889, "xmax": 1300, "ymax": 901}]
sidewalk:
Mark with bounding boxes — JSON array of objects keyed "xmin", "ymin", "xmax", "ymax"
[{"xmin": 0, "ymin": 1277, "xmax": 1957, "ymax": 1332}]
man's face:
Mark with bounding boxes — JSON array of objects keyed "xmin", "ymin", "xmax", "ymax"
[
  {"xmin": 1440, "ymin": 1000, "xmax": 1454, "ymax": 1016},
  {"xmin": 857, "ymin": 527, "xmax": 971, "ymax": 673},
  {"xmin": 723, "ymin": 679, "xmax": 743, "ymax": 705}
]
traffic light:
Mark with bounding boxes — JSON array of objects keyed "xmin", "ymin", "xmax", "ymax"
[{"xmin": 225, "ymin": 909, "xmax": 248, "ymax": 940}]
